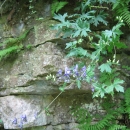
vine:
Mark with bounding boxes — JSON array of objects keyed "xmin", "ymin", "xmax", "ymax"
[
  {"xmin": 51, "ymin": 0, "xmax": 126, "ymax": 98},
  {"xmin": 45, "ymin": 0, "xmax": 130, "ymax": 129}
]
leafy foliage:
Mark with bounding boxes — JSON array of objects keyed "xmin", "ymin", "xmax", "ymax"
[
  {"xmin": 72, "ymin": 88, "xmax": 130, "ymax": 130},
  {"xmin": 48, "ymin": 0, "xmax": 130, "ymax": 129},
  {"xmin": 51, "ymin": 0, "xmax": 68, "ymax": 15},
  {"xmin": 113, "ymin": 0, "xmax": 130, "ymax": 27},
  {"xmin": 98, "ymin": 62, "xmax": 112, "ymax": 73},
  {"xmin": 124, "ymin": 88, "xmax": 130, "ymax": 119},
  {"xmin": 52, "ymin": 0, "xmax": 127, "ymax": 98},
  {"xmin": 0, "ymin": 28, "xmax": 32, "ymax": 61},
  {"xmin": 0, "ymin": 45, "xmax": 22, "ymax": 60},
  {"xmin": 122, "ymin": 65, "xmax": 130, "ymax": 71}
]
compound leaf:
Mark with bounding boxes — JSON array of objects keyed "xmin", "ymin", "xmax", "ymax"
[{"xmin": 98, "ymin": 63, "xmax": 112, "ymax": 73}]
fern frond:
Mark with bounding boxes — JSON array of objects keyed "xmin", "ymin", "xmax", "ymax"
[
  {"xmin": 51, "ymin": 0, "xmax": 68, "ymax": 15},
  {"xmin": 108, "ymin": 124, "xmax": 126, "ymax": 130},
  {"xmin": 112, "ymin": 0, "xmax": 120, "ymax": 9},
  {"xmin": 0, "ymin": 46, "xmax": 19, "ymax": 60},
  {"xmin": 124, "ymin": 88, "xmax": 130, "ymax": 118},
  {"xmin": 113, "ymin": 0, "xmax": 130, "ymax": 27},
  {"xmin": 121, "ymin": 9, "xmax": 130, "ymax": 26},
  {"xmin": 79, "ymin": 113, "xmax": 115, "ymax": 130},
  {"xmin": 125, "ymin": 88, "xmax": 130, "ymax": 106}
]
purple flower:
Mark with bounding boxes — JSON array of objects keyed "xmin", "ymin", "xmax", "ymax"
[
  {"xmin": 80, "ymin": 66, "xmax": 87, "ymax": 78},
  {"xmin": 19, "ymin": 121, "xmax": 23, "ymax": 130},
  {"xmin": 57, "ymin": 69, "xmax": 62, "ymax": 76},
  {"xmin": 65, "ymin": 67, "xmax": 71, "ymax": 75},
  {"xmin": 81, "ymin": 66, "xmax": 86, "ymax": 72},
  {"xmin": 12, "ymin": 118, "xmax": 17, "ymax": 124},
  {"xmin": 34, "ymin": 112, "xmax": 38, "ymax": 119},
  {"xmin": 64, "ymin": 67, "xmax": 71, "ymax": 82},
  {"xmin": 73, "ymin": 64, "xmax": 79, "ymax": 77},
  {"xmin": 91, "ymin": 87, "xmax": 95, "ymax": 92},
  {"xmin": 21, "ymin": 114, "xmax": 27, "ymax": 122}
]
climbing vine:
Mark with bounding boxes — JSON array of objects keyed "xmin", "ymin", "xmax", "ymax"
[
  {"xmin": 51, "ymin": 0, "xmax": 127, "ymax": 98},
  {"xmin": 46, "ymin": 0, "xmax": 130, "ymax": 129}
]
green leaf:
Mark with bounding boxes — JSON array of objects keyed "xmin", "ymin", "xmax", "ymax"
[
  {"xmin": 122, "ymin": 65, "xmax": 130, "ymax": 71},
  {"xmin": 73, "ymin": 30, "xmax": 81, "ymax": 37},
  {"xmin": 59, "ymin": 82, "xmax": 66, "ymax": 92},
  {"xmin": 59, "ymin": 87, "xmax": 65, "ymax": 92},
  {"xmin": 76, "ymin": 80, "xmax": 81, "ymax": 89},
  {"xmin": 98, "ymin": 63, "xmax": 112, "ymax": 73},
  {"xmin": 113, "ymin": 78, "xmax": 124, "ymax": 92},
  {"xmin": 53, "ymin": 13, "xmax": 68, "ymax": 22},
  {"xmin": 93, "ymin": 91, "xmax": 100, "ymax": 98},
  {"xmin": 115, "ymin": 85, "xmax": 124, "ymax": 92},
  {"xmin": 0, "ymin": 46, "xmax": 20, "ymax": 60},
  {"xmin": 55, "ymin": 1, "xmax": 68, "ymax": 13},
  {"xmin": 105, "ymin": 85, "xmax": 114, "ymax": 93},
  {"xmin": 91, "ymin": 13, "xmax": 108, "ymax": 26},
  {"xmin": 100, "ymin": 90, "xmax": 105, "ymax": 98},
  {"xmin": 66, "ymin": 47, "xmax": 88, "ymax": 57},
  {"xmin": 65, "ymin": 41, "xmax": 77, "ymax": 49},
  {"xmin": 51, "ymin": 0, "xmax": 68, "ymax": 15},
  {"xmin": 114, "ymin": 78, "xmax": 124, "ymax": 85},
  {"xmin": 103, "ymin": 30, "xmax": 112, "ymax": 38},
  {"xmin": 81, "ymin": 29, "xmax": 89, "ymax": 37},
  {"xmin": 112, "ymin": 23, "xmax": 124, "ymax": 38},
  {"xmin": 114, "ymin": 41, "xmax": 127, "ymax": 49},
  {"xmin": 79, "ymin": 11, "xmax": 95, "ymax": 20}
]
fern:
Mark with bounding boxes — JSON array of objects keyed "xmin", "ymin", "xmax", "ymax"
[
  {"xmin": 108, "ymin": 125, "xmax": 126, "ymax": 130},
  {"xmin": 124, "ymin": 88, "xmax": 130, "ymax": 119},
  {"xmin": 72, "ymin": 91, "xmax": 130, "ymax": 130},
  {"xmin": 79, "ymin": 113, "xmax": 115, "ymax": 130},
  {"xmin": 0, "ymin": 28, "xmax": 32, "ymax": 61},
  {"xmin": 51, "ymin": 0, "xmax": 68, "ymax": 15},
  {"xmin": 0, "ymin": 46, "xmax": 22, "ymax": 60},
  {"xmin": 113, "ymin": 0, "xmax": 130, "ymax": 26},
  {"xmin": 122, "ymin": 65, "xmax": 130, "ymax": 71}
]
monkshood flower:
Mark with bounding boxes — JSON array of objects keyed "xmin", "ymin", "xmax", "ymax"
[
  {"xmin": 12, "ymin": 114, "xmax": 27, "ymax": 130},
  {"xmin": 65, "ymin": 66, "xmax": 71, "ymax": 76},
  {"xmin": 57, "ymin": 69, "xmax": 62, "ymax": 76},
  {"xmin": 21, "ymin": 114, "xmax": 27, "ymax": 122},
  {"xmin": 80, "ymin": 66, "xmax": 87, "ymax": 79},
  {"xmin": 12, "ymin": 118, "xmax": 17, "ymax": 124},
  {"xmin": 91, "ymin": 86, "xmax": 95, "ymax": 92},
  {"xmin": 73, "ymin": 64, "xmax": 79, "ymax": 77},
  {"xmin": 34, "ymin": 112, "xmax": 38, "ymax": 120},
  {"xmin": 64, "ymin": 66, "xmax": 71, "ymax": 82},
  {"xmin": 57, "ymin": 69, "xmax": 64, "ymax": 81},
  {"xmin": 56, "ymin": 64, "xmax": 87, "ymax": 83},
  {"xmin": 19, "ymin": 120, "xmax": 23, "ymax": 130}
]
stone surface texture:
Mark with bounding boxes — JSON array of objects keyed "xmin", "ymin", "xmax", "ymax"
[
  {"xmin": 0, "ymin": 0, "xmax": 129, "ymax": 130},
  {"xmin": 0, "ymin": 1, "xmax": 94, "ymax": 129}
]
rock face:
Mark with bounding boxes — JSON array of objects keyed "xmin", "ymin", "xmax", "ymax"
[
  {"xmin": 0, "ymin": 1, "xmax": 94, "ymax": 129},
  {"xmin": 0, "ymin": 94, "xmax": 93, "ymax": 130},
  {"xmin": 0, "ymin": 1, "xmax": 130, "ymax": 130},
  {"xmin": 0, "ymin": 21, "xmax": 92, "ymax": 129}
]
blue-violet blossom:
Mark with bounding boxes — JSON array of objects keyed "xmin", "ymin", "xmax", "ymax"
[
  {"xmin": 12, "ymin": 118, "xmax": 17, "ymax": 124},
  {"xmin": 80, "ymin": 66, "xmax": 87, "ymax": 79},
  {"xmin": 73, "ymin": 64, "xmax": 79, "ymax": 77},
  {"xmin": 21, "ymin": 114, "xmax": 27, "ymax": 122}
]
